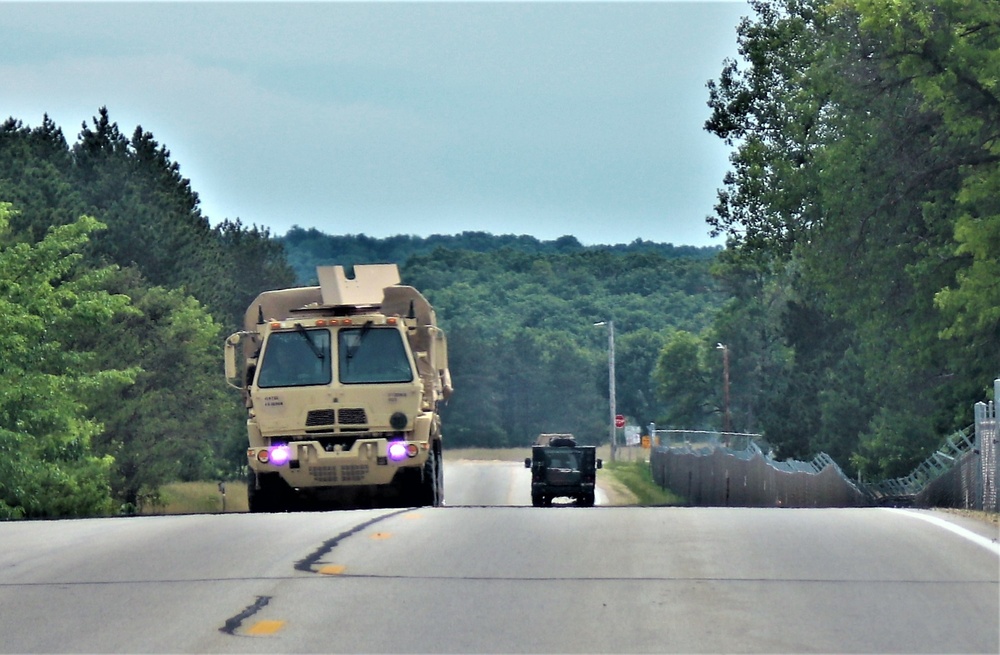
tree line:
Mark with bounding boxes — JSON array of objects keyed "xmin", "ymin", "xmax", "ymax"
[
  {"xmin": 661, "ymin": 0, "xmax": 997, "ymax": 480},
  {"xmin": 401, "ymin": 247, "xmax": 724, "ymax": 447},
  {"xmin": 282, "ymin": 226, "xmax": 717, "ymax": 284},
  {"xmin": 0, "ymin": 108, "xmax": 724, "ymax": 518},
  {"xmin": 0, "ymin": 109, "xmax": 295, "ymax": 517},
  {"xmin": 282, "ymin": 229, "xmax": 727, "ymax": 448},
  {"xmin": 4, "ymin": 0, "xmax": 992, "ymax": 516}
]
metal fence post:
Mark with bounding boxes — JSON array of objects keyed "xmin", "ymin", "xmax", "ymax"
[{"xmin": 974, "ymin": 378, "xmax": 999, "ymax": 512}]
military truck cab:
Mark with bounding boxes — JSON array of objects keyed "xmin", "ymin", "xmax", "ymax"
[
  {"xmin": 224, "ymin": 264, "xmax": 451, "ymax": 511},
  {"xmin": 524, "ymin": 434, "xmax": 602, "ymax": 507}
]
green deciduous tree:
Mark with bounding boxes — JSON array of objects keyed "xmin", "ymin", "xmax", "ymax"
[
  {"xmin": 652, "ymin": 331, "xmax": 715, "ymax": 429},
  {"xmin": 0, "ymin": 109, "xmax": 299, "ymax": 513},
  {"xmin": 0, "ymin": 204, "xmax": 135, "ymax": 518},
  {"xmin": 403, "ymin": 247, "xmax": 724, "ymax": 446},
  {"xmin": 212, "ymin": 218, "xmax": 297, "ymax": 332},
  {"xmin": 703, "ymin": 0, "xmax": 998, "ymax": 477},
  {"xmin": 79, "ymin": 267, "xmax": 244, "ymax": 508}
]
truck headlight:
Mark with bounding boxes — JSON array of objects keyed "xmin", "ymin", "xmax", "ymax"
[
  {"xmin": 388, "ymin": 441, "xmax": 408, "ymax": 461},
  {"xmin": 387, "ymin": 441, "xmax": 419, "ymax": 461},
  {"xmin": 268, "ymin": 444, "xmax": 291, "ymax": 466}
]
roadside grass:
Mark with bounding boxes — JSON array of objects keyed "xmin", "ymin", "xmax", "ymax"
[
  {"xmin": 141, "ymin": 481, "xmax": 248, "ymax": 514},
  {"xmin": 447, "ymin": 446, "xmax": 683, "ymax": 506},
  {"xmin": 604, "ymin": 460, "xmax": 685, "ymax": 506},
  {"xmin": 144, "ymin": 448, "xmax": 683, "ymax": 513}
]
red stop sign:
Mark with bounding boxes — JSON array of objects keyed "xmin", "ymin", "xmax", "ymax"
[{"xmin": 615, "ymin": 414, "xmax": 625, "ymax": 428}]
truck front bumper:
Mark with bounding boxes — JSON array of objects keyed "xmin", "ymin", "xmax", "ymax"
[
  {"xmin": 248, "ymin": 438, "xmax": 430, "ymax": 488},
  {"xmin": 532, "ymin": 482, "xmax": 595, "ymax": 498}
]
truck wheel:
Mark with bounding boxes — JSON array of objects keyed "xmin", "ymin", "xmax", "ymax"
[
  {"xmin": 248, "ymin": 470, "xmax": 288, "ymax": 512},
  {"xmin": 247, "ymin": 470, "xmax": 268, "ymax": 512},
  {"xmin": 579, "ymin": 493, "xmax": 595, "ymax": 507},
  {"xmin": 418, "ymin": 450, "xmax": 441, "ymax": 507},
  {"xmin": 532, "ymin": 493, "xmax": 542, "ymax": 507},
  {"xmin": 434, "ymin": 447, "xmax": 444, "ymax": 506}
]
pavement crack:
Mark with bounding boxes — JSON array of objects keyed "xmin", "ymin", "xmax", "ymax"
[
  {"xmin": 294, "ymin": 508, "xmax": 412, "ymax": 573},
  {"xmin": 219, "ymin": 595, "xmax": 271, "ymax": 635}
]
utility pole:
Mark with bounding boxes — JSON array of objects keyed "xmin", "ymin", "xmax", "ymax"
[
  {"xmin": 716, "ymin": 343, "xmax": 731, "ymax": 437},
  {"xmin": 595, "ymin": 321, "xmax": 617, "ymax": 462}
]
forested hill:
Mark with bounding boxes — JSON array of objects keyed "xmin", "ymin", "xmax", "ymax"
[
  {"xmin": 279, "ymin": 231, "xmax": 727, "ymax": 450},
  {"xmin": 2, "ymin": 0, "xmax": 993, "ymax": 519},
  {"xmin": 0, "ymin": 107, "xmax": 726, "ymax": 517},
  {"xmin": 278, "ymin": 231, "xmax": 726, "ymax": 448},
  {"xmin": 280, "ymin": 226, "xmax": 719, "ymax": 285}
]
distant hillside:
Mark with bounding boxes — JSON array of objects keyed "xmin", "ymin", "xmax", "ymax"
[
  {"xmin": 277, "ymin": 228, "xmax": 725, "ymax": 448},
  {"xmin": 279, "ymin": 227, "xmax": 720, "ymax": 284}
]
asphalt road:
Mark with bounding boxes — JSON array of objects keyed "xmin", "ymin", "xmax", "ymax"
[
  {"xmin": 0, "ymin": 460, "xmax": 996, "ymax": 653},
  {"xmin": 441, "ymin": 457, "xmax": 609, "ymax": 506}
]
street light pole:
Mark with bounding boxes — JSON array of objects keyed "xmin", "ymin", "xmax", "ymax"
[
  {"xmin": 595, "ymin": 321, "xmax": 617, "ymax": 462},
  {"xmin": 716, "ymin": 343, "xmax": 731, "ymax": 436}
]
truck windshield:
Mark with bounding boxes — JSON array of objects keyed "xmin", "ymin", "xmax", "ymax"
[
  {"xmin": 339, "ymin": 327, "xmax": 413, "ymax": 384},
  {"xmin": 257, "ymin": 329, "xmax": 332, "ymax": 388},
  {"xmin": 545, "ymin": 451, "xmax": 580, "ymax": 469}
]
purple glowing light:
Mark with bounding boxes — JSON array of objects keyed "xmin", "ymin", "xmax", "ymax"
[
  {"xmin": 269, "ymin": 445, "xmax": 291, "ymax": 466},
  {"xmin": 387, "ymin": 442, "xmax": 408, "ymax": 461}
]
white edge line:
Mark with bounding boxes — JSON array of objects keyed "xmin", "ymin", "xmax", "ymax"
[{"xmin": 882, "ymin": 508, "xmax": 1000, "ymax": 556}]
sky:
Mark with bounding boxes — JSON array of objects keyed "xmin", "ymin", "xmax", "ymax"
[{"xmin": 1, "ymin": 1, "xmax": 751, "ymax": 247}]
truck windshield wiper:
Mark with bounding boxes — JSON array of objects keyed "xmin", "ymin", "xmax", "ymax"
[
  {"xmin": 295, "ymin": 323, "xmax": 324, "ymax": 359},
  {"xmin": 346, "ymin": 321, "xmax": 374, "ymax": 360}
]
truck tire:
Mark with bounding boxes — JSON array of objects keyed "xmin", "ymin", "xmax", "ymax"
[
  {"xmin": 418, "ymin": 450, "xmax": 442, "ymax": 507},
  {"xmin": 579, "ymin": 492, "xmax": 595, "ymax": 507},
  {"xmin": 247, "ymin": 469, "xmax": 269, "ymax": 512},
  {"xmin": 247, "ymin": 470, "xmax": 290, "ymax": 512},
  {"xmin": 434, "ymin": 446, "xmax": 444, "ymax": 506}
]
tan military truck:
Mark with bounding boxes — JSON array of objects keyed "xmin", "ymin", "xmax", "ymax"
[{"xmin": 224, "ymin": 264, "xmax": 452, "ymax": 511}]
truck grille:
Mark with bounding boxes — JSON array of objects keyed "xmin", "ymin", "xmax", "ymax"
[
  {"xmin": 304, "ymin": 408, "xmax": 367, "ymax": 428},
  {"xmin": 306, "ymin": 409, "xmax": 337, "ymax": 426},
  {"xmin": 341, "ymin": 464, "xmax": 368, "ymax": 482},
  {"xmin": 311, "ymin": 465, "xmax": 338, "ymax": 482},
  {"xmin": 338, "ymin": 408, "xmax": 367, "ymax": 425},
  {"xmin": 309, "ymin": 464, "xmax": 370, "ymax": 483}
]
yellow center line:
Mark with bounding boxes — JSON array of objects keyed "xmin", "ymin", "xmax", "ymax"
[
  {"xmin": 246, "ymin": 620, "xmax": 286, "ymax": 636},
  {"xmin": 318, "ymin": 564, "xmax": 346, "ymax": 575},
  {"xmin": 370, "ymin": 532, "xmax": 392, "ymax": 540}
]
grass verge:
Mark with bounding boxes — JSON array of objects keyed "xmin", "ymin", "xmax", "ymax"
[
  {"xmin": 603, "ymin": 460, "xmax": 685, "ymax": 506},
  {"xmin": 142, "ymin": 481, "xmax": 248, "ymax": 514},
  {"xmin": 145, "ymin": 449, "xmax": 685, "ymax": 513}
]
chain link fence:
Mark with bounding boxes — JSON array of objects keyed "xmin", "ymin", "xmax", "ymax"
[
  {"xmin": 649, "ymin": 430, "xmax": 868, "ymax": 507},
  {"xmin": 867, "ymin": 427, "xmax": 976, "ymax": 505},
  {"xmin": 650, "ymin": 379, "xmax": 999, "ymax": 510},
  {"xmin": 915, "ymin": 381, "xmax": 998, "ymax": 512}
]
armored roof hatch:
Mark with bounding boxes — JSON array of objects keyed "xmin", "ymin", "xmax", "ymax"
[{"xmin": 318, "ymin": 264, "xmax": 401, "ymax": 307}]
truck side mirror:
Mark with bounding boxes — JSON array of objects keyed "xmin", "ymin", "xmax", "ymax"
[
  {"xmin": 597, "ymin": 459, "xmax": 603, "ymax": 469},
  {"xmin": 524, "ymin": 458, "xmax": 532, "ymax": 468},
  {"xmin": 224, "ymin": 334, "xmax": 244, "ymax": 389}
]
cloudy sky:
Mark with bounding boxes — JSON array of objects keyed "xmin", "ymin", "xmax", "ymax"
[{"xmin": 2, "ymin": 1, "xmax": 750, "ymax": 247}]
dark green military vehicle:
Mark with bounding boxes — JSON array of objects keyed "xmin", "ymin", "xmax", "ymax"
[{"xmin": 524, "ymin": 434, "xmax": 602, "ymax": 506}]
